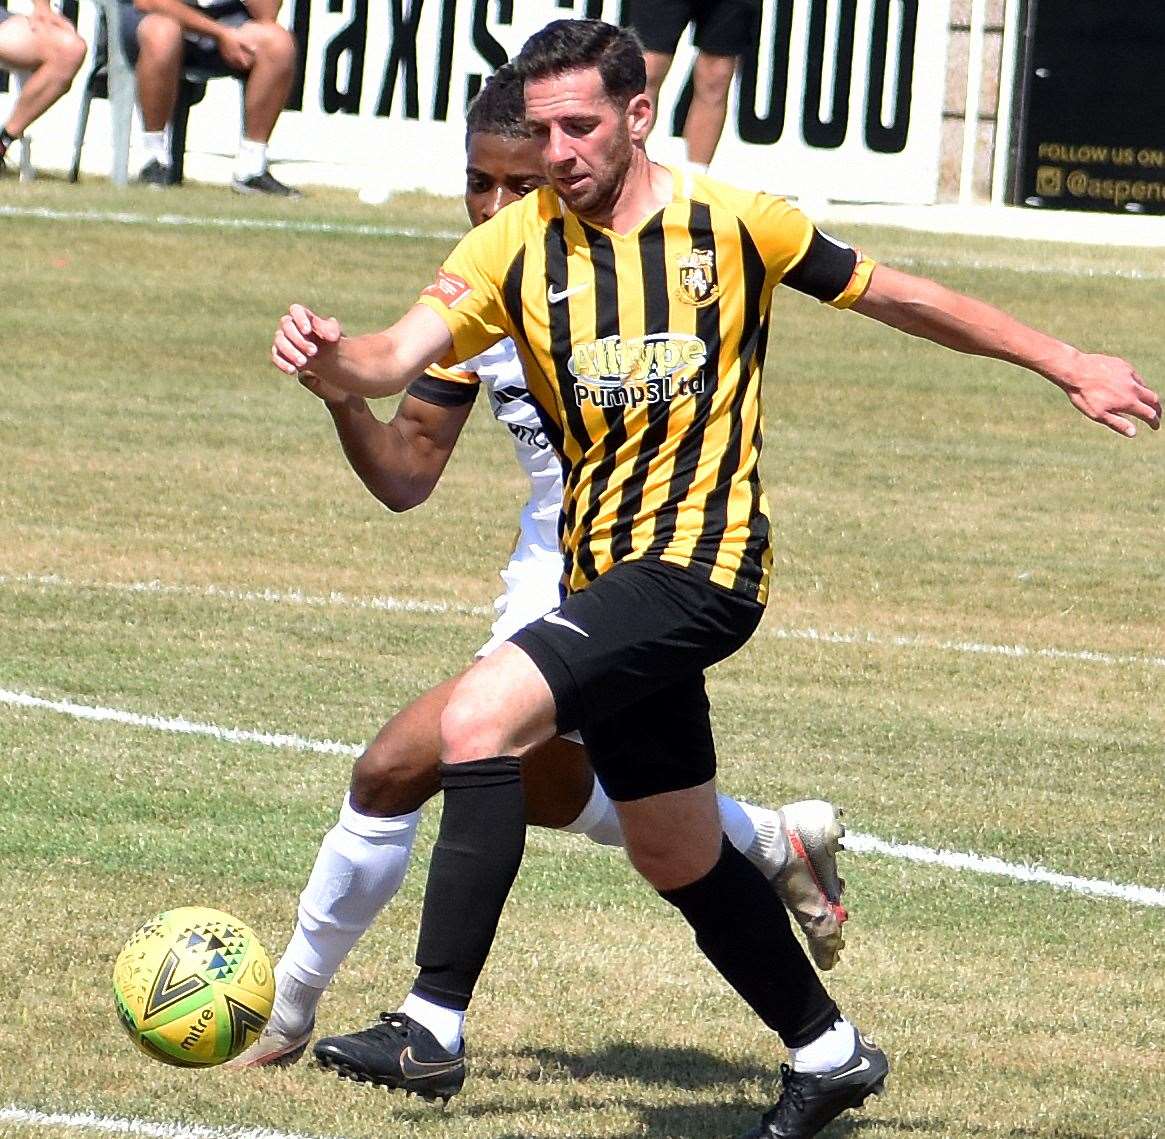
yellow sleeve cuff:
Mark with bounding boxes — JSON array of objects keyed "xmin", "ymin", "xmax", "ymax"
[{"xmin": 830, "ymin": 255, "xmax": 876, "ymax": 310}]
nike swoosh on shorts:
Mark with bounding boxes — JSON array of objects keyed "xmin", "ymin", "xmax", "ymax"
[{"xmin": 543, "ymin": 611, "xmax": 590, "ymax": 638}]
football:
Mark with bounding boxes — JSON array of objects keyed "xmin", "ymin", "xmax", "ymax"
[{"xmin": 112, "ymin": 906, "xmax": 274, "ymax": 1067}]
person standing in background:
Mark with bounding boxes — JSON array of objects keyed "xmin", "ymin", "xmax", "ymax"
[{"xmin": 629, "ymin": 0, "xmax": 759, "ymax": 172}]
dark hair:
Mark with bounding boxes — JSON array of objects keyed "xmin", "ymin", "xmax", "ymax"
[
  {"xmin": 465, "ymin": 64, "xmax": 530, "ymax": 141},
  {"xmin": 513, "ymin": 19, "xmax": 646, "ymax": 108}
]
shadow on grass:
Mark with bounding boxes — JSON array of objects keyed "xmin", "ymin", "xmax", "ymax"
[
  {"xmin": 462, "ymin": 1044, "xmax": 1137, "ymax": 1139},
  {"xmin": 832, "ymin": 1121, "xmax": 1142, "ymax": 1139},
  {"xmin": 524, "ymin": 1041, "xmax": 768, "ymax": 1088},
  {"xmin": 478, "ymin": 1108, "xmax": 1140, "ymax": 1139}
]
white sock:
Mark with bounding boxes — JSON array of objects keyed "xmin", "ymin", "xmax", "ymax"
[
  {"xmin": 399, "ymin": 992, "xmax": 464, "ymax": 1054},
  {"xmin": 561, "ymin": 778, "xmax": 624, "ymax": 846},
  {"xmin": 143, "ymin": 131, "xmax": 169, "ymax": 167},
  {"xmin": 791, "ymin": 1018, "xmax": 857, "ymax": 1073},
  {"xmin": 717, "ymin": 793, "xmax": 761, "ymax": 854},
  {"xmin": 562, "ymin": 781, "xmax": 768, "ymax": 862},
  {"xmin": 234, "ymin": 136, "xmax": 268, "ymax": 181},
  {"xmin": 274, "ymin": 795, "xmax": 420, "ymax": 1034},
  {"xmin": 267, "ymin": 970, "xmax": 324, "ymax": 1037},
  {"xmin": 738, "ymin": 798, "xmax": 792, "ymax": 876},
  {"xmin": 686, "ymin": 160, "xmax": 711, "ymax": 175}
]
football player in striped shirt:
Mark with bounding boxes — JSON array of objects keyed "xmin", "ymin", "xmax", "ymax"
[
  {"xmin": 270, "ymin": 21, "xmax": 1158, "ymax": 1137},
  {"xmin": 234, "ymin": 64, "xmax": 848, "ymax": 1073}
]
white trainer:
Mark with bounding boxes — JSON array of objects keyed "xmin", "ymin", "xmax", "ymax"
[
  {"xmin": 223, "ymin": 1021, "xmax": 313, "ymax": 1069},
  {"xmin": 745, "ymin": 800, "xmax": 848, "ymax": 970}
]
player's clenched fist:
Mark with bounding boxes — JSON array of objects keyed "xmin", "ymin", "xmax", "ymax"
[{"xmin": 272, "ymin": 304, "xmax": 342, "ymax": 376}]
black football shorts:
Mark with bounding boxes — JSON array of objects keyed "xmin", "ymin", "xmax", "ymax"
[
  {"xmin": 119, "ymin": 0, "xmax": 250, "ymax": 74},
  {"xmin": 629, "ymin": 0, "xmax": 762, "ymax": 58},
  {"xmin": 510, "ymin": 558, "xmax": 763, "ymax": 801}
]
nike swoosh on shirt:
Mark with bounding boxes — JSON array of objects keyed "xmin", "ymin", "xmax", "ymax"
[
  {"xmin": 547, "ymin": 282, "xmax": 590, "ymax": 304},
  {"xmin": 543, "ymin": 611, "xmax": 590, "ymax": 638}
]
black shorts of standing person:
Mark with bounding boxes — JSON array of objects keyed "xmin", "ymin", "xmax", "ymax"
[{"xmin": 628, "ymin": 0, "xmax": 761, "ymax": 169}]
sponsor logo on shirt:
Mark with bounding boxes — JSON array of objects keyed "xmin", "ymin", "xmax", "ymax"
[
  {"xmin": 489, "ymin": 384, "xmax": 551, "ymax": 450},
  {"xmin": 567, "ymin": 333, "xmax": 708, "ymax": 409},
  {"xmin": 422, "ymin": 269, "xmax": 472, "ymax": 308},
  {"xmin": 506, "ymin": 421, "xmax": 550, "ymax": 449}
]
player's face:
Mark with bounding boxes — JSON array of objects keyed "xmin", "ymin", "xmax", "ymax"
[
  {"xmin": 464, "ymin": 132, "xmax": 547, "ymax": 227},
  {"xmin": 523, "ymin": 67, "xmax": 650, "ymax": 220}
]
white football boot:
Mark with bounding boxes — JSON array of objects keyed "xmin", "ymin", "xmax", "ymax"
[
  {"xmin": 225, "ymin": 972, "xmax": 324, "ymax": 1069},
  {"xmin": 224, "ymin": 1020, "xmax": 314, "ymax": 1069},
  {"xmin": 744, "ymin": 800, "xmax": 848, "ymax": 970}
]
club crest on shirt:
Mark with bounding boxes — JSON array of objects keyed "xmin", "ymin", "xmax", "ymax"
[{"xmin": 675, "ymin": 248, "xmax": 721, "ymax": 307}]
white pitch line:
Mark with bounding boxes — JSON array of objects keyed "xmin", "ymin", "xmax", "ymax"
[
  {"xmin": 0, "ymin": 688, "xmax": 360, "ymax": 758},
  {"xmin": 769, "ymin": 624, "xmax": 1165, "ymax": 671},
  {"xmin": 1, "ymin": 685, "xmax": 1162, "ymax": 908},
  {"xmin": 842, "ymin": 832, "xmax": 1165, "ymax": 907},
  {"xmin": 0, "ymin": 572, "xmax": 492, "ymax": 619},
  {"xmin": 0, "ymin": 204, "xmax": 463, "ymax": 242},
  {"xmin": 0, "ymin": 1106, "xmax": 345, "ymax": 1139},
  {"xmin": 889, "ymin": 253, "xmax": 1165, "ymax": 282},
  {"xmin": 3, "ymin": 571, "xmax": 1163, "ymax": 673},
  {"xmin": 4, "ymin": 203, "xmax": 1163, "ymax": 280}
]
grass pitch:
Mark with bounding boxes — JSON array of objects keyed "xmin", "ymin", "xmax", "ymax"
[{"xmin": 2, "ymin": 178, "xmax": 1163, "ymax": 1139}]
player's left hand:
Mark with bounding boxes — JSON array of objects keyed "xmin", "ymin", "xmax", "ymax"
[
  {"xmin": 272, "ymin": 303, "xmax": 341, "ymax": 376},
  {"xmin": 1057, "ymin": 353, "xmax": 1161, "ymax": 437},
  {"xmin": 233, "ymin": 21, "xmax": 270, "ymax": 60}
]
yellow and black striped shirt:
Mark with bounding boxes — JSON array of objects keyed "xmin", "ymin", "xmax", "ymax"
[{"xmin": 418, "ymin": 170, "xmax": 874, "ymax": 604}]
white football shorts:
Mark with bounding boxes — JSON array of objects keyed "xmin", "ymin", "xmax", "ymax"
[
  {"xmin": 476, "ymin": 545, "xmax": 563, "ymax": 658},
  {"xmin": 476, "ymin": 544, "xmax": 582, "ymax": 745}
]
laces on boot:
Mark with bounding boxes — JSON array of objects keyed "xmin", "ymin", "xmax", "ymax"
[{"xmin": 770, "ymin": 1064, "xmax": 808, "ymax": 1121}]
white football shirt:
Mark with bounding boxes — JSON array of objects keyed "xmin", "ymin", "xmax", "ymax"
[{"xmin": 410, "ymin": 339, "xmax": 566, "ymax": 654}]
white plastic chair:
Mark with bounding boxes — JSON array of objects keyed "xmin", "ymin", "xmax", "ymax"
[{"xmin": 68, "ymin": 0, "xmax": 133, "ymax": 185}]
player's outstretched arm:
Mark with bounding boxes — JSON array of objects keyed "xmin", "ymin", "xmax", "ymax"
[
  {"xmin": 851, "ymin": 264, "xmax": 1161, "ymax": 437},
  {"xmin": 299, "ymin": 376, "xmax": 475, "ymax": 512},
  {"xmin": 272, "ymin": 303, "xmax": 455, "ymax": 400}
]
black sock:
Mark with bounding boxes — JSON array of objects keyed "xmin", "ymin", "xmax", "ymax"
[
  {"xmin": 660, "ymin": 836, "xmax": 840, "ymax": 1048},
  {"xmin": 412, "ymin": 756, "xmax": 526, "ymax": 1011}
]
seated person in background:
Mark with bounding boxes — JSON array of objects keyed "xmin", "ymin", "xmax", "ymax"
[
  {"xmin": 0, "ymin": 0, "xmax": 86, "ymax": 173},
  {"xmin": 119, "ymin": 0, "xmax": 299, "ymax": 195}
]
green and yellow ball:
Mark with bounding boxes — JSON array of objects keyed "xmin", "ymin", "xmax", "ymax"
[{"xmin": 113, "ymin": 906, "xmax": 274, "ymax": 1067}]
